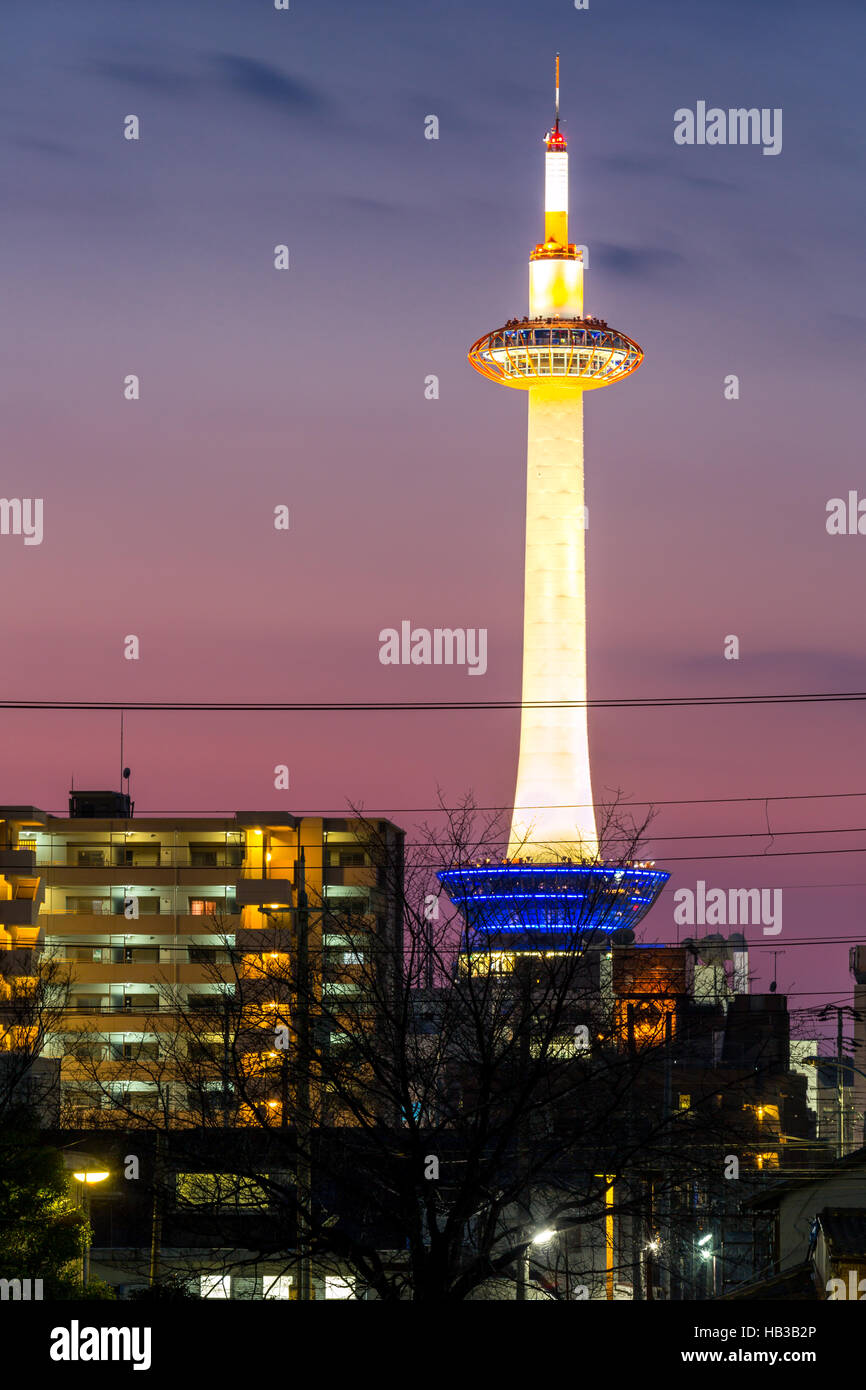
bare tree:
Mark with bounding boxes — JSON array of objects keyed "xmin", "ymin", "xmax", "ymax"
[
  {"xmin": 0, "ymin": 942, "xmax": 69, "ymax": 1122},
  {"xmin": 59, "ymin": 791, "xmax": 799, "ymax": 1300}
]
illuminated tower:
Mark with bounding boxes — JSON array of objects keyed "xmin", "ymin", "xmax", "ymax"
[{"xmin": 440, "ymin": 59, "xmax": 667, "ymax": 946}]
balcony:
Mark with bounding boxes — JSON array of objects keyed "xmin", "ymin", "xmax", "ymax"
[
  {"xmin": 0, "ymin": 893, "xmax": 45, "ymax": 927},
  {"xmin": 62, "ymin": 1000, "xmax": 237, "ymax": 1031},
  {"xmin": 0, "ymin": 848, "xmax": 37, "ymax": 872},
  {"xmin": 235, "ymin": 877, "xmax": 293, "ymax": 908},
  {"xmin": 32, "ymin": 847, "xmax": 247, "ymax": 868},
  {"xmin": 41, "ymin": 912, "xmax": 240, "ymax": 935},
  {"xmin": 65, "ymin": 1012, "xmax": 163, "ymax": 1033},
  {"xmin": 42, "ymin": 865, "xmax": 242, "ymax": 888},
  {"xmin": 61, "ymin": 963, "xmax": 233, "ymax": 986}
]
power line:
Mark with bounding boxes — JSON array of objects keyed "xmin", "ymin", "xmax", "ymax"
[
  {"xmin": 656, "ymin": 883, "xmax": 866, "ymax": 892},
  {"xmin": 650, "ymin": 826, "xmax": 866, "ymax": 843},
  {"xmin": 3, "ymin": 690, "xmax": 866, "ymax": 712},
  {"xmin": 34, "ymin": 935, "xmax": 866, "ymax": 953},
  {"xmin": 118, "ymin": 790, "xmax": 866, "ymax": 817},
  {"xmin": 643, "ymin": 846, "xmax": 866, "ymax": 863},
  {"xmin": 404, "ymin": 844, "xmax": 866, "ymax": 862}
]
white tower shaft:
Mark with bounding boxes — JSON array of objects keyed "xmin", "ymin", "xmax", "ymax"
[
  {"xmin": 460, "ymin": 60, "xmax": 643, "ymax": 864},
  {"xmin": 507, "ymin": 385, "xmax": 597, "ymax": 860}
]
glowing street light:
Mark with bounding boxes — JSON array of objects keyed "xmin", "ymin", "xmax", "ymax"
[{"xmin": 532, "ymin": 1228, "xmax": 556, "ymax": 1246}]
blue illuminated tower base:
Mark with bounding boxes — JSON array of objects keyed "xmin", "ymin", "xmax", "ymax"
[{"xmin": 438, "ymin": 863, "xmax": 669, "ymax": 953}]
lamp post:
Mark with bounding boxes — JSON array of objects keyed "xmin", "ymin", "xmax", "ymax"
[
  {"xmin": 518, "ymin": 1227, "xmax": 556, "ymax": 1300},
  {"xmin": 696, "ymin": 1231, "xmax": 714, "ymax": 1299},
  {"xmin": 68, "ymin": 1160, "xmax": 110, "ymax": 1289}
]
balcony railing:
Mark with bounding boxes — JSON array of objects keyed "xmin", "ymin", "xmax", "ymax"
[
  {"xmin": 26, "ymin": 852, "xmax": 247, "ymax": 869},
  {"xmin": 41, "ymin": 905, "xmax": 241, "ymax": 918}
]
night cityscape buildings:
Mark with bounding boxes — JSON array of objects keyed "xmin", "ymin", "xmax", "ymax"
[
  {"xmin": 0, "ymin": 9, "xmax": 863, "ymax": 1350},
  {"xmin": 2, "ymin": 778, "xmax": 863, "ymax": 1303}
]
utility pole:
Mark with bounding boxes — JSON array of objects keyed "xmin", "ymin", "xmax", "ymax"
[
  {"xmin": 294, "ymin": 842, "xmax": 313, "ymax": 1301},
  {"xmin": 837, "ymin": 1006, "xmax": 846, "ymax": 1158},
  {"xmin": 660, "ymin": 1009, "xmax": 673, "ymax": 1301},
  {"xmin": 515, "ymin": 956, "xmax": 533, "ymax": 1301},
  {"xmin": 149, "ymin": 1131, "xmax": 163, "ymax": 1287},
  {"xmin": 627, "ymin": 1002, "xmax": 642, "ymax": 1301}
]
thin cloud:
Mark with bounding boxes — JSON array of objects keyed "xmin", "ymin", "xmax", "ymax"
[
  {"xmin": 14, "ymin": 137, "xmax": 78, "ymax": 159},
  {"xmin": 594, "ymin": 243, "xmax": 683, "ymax": 278},
  {"xmin": 211, "ymin": 54, "xmax": 325, "ymax": 117},
  {"xmin": 88, "ymin": 58, "xmax": 191, "ymax": 96}
]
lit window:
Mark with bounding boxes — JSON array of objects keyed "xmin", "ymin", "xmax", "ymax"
[
  {"xmin": 325, "ymin": 1276, "xmax": 355, "ymax": 1300},
  {"xmin": 200, "ymin": 1274, "xmax": 230, "ymax": 1299},
  {"xmin": 679, "ymin": 1094, "xmax": 691, "ymax": 1110},
  {"xmin": 263, "ymin": 1275, "xmax": 293, "ymax": 1300}
]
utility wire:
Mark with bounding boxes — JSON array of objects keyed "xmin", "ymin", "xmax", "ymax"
[
  {"xmin": 4, "ymin": 690, "xmax": 866, "ymax": 712},
  {"xmin": 114, "ymin": 790, "xmax": 866, "ymax": 817}
]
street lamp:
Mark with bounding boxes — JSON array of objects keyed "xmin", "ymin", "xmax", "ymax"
[
  {"xmin": 518, "ymin": 1227, "xmax": 557, "ymax": 1299},
  {"xmin": 695, "ymin": 1230, "xmax": 716, "ymax": 1297},
  {"xmin": 68, "ymin": 1160, "xmax": 110, "ymax": 1289}
]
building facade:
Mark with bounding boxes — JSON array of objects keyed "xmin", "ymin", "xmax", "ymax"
[{"xmin": 0, "ymin": 793, "xmax": 404, "ymax": 1124}]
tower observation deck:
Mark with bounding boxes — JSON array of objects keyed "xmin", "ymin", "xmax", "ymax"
[{"xmin": 439, "ymin": 58, "xmax": 668, "ymax": 948}]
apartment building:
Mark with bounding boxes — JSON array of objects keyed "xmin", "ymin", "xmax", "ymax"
[{"xmin": 0, "ymin": 792, "xmax": 404, "ymax": 1123}]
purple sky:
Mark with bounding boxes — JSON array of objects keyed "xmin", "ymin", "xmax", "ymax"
[{"xmin": 1, "ymin": 0, "xmax": 865, "ymax": 1027}]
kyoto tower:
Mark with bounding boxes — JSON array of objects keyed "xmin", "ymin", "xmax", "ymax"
[{"xmin": 440, "ymin": 59, "xmax": 668, "ymax": 948}]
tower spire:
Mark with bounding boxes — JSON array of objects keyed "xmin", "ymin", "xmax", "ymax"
[{"xmin": 542, "ymin": 54, "xmax": 569, "ymax": 251}]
